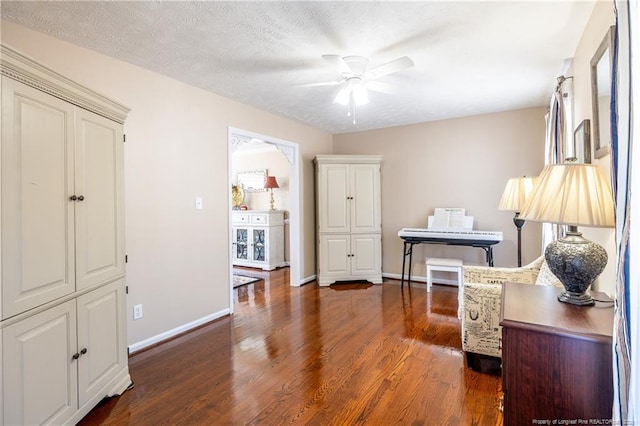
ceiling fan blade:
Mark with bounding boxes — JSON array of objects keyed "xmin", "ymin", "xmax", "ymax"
[
  {"xmin": 367, "ymin": 80, "xmax": 396, "ymax": 95},
  {"xmin": 299, "ymin": 80, "xmax": 342, "ymax": 88},
  {"xmin": 366, "ymin": 56, "xmax": 414, "ymax": 80},
  {"xmin": 322, "ymin": 54, "xmax": 352, "ymax": 75}
]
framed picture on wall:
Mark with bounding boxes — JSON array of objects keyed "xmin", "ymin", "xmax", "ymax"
[{"xmin": 573, "ymin": 119, "xmax": 591, "ymax": 164}]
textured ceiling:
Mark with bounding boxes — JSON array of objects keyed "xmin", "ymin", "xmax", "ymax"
[{"xmin": 1, "ymin": 1, "xmax": 596, "ymax": 134}]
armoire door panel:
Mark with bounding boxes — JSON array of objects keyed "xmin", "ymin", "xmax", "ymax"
[
  {"xmin": 74, "ymin": 109, "xmax": 124, "ymax": 290},
  {"xmin": 320, "ymin": 235, "xmax": 349, "ymax": 275},
  {"xmin": 77, "ymin": 281, "xmax": 126, "ymax": 406},
  {"xmin": 1, "ymin": 78, "xmax": 75, "ymax": 319},
  {"xmin": 351, "ymin": 235, "xmax": 381, "ymax": 275},
  {"xmin": 2, "ymin": 300, "xmax": 78, "ymax": 425},
  {"xmin": 318, "ymin": 165, "xmax": 350, "ymax": 233},
  {"xmin": 350, "ymin": 165, "xmax": 381, "ymax": 233}
]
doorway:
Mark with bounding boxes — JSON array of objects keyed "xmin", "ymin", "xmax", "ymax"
[{"xmin": 227, "ymin": 127, "xmax": 302, "ymax": 313}]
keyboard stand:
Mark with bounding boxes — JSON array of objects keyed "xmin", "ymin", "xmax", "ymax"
[{"xmin": 399, "ymin": 236, "xmax": 499, "ymax": 288}]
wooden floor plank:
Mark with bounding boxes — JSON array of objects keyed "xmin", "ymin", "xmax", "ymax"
[{"xmin": 78, "ymin": 268, "xmax": 502, "ymax": 425}]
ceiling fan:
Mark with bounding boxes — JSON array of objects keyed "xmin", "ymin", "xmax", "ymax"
[{"xmin": 320, "ymin": 54, "xmax": 414, "ymax": 124}]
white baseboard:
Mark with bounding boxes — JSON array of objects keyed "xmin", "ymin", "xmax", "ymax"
[
  {"xmin": 382, "ymin": 272, "xmax": 458, "ymax": 286},
  {"xmin": 295, "ymin": 272, "xmax": 458, "ymax": 287},
  {"xmin": 383, "ymin": 272, "xmax": 426, "ymax": 283},
  {"xmin": 128, "ymin": 308, "xmax": 230, "ymax": 354},
  {"xmin": 298, "ymin": 274, "xmax": 316, "ymax": 286},
  {"xmin": 429, "ymin": 278, "xmax": 459, "ymax": 286}
]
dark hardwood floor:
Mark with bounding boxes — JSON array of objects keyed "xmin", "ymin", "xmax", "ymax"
[{"xmin": 79, "ymin": 268, "xmax": 503, "ymax": 425}]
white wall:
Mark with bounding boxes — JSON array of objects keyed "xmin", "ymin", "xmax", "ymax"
[{"xmin": 0, "ymin": 20, "xmax": 332, "ymax": 347}]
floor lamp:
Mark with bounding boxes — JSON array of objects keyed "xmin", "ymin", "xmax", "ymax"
[{"xmin": 498, "ymin": 176, "xmax": 537, "ymax": 267}]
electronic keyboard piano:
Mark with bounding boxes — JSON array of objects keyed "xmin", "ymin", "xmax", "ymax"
[{"xmin": 397, "ymin": 227, "xmax": 503, "ymax": 287}]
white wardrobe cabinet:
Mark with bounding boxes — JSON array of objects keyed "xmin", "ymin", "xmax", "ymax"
[
  {"xmin": 232, "ymin": 210, "xmax": 286, "ymax": 270},
  {"xmin": 1, "ymin": 44, "xmax": 131, "ymax": 425},
  {"xmin": 315, "ymin": 155, "xmax": 383, "ymax": 286}
]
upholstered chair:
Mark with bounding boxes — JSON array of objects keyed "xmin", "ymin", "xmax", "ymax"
[{"xmin": 460, "ymin": 256, "xmax": 562, "ymax": 368}]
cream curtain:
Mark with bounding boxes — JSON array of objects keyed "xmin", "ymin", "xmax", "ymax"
[{"xmin": 541, "ymin": 78, "xmax": 571, "ymax": 250}]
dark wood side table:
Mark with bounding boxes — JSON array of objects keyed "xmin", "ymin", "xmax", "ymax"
[{"xmin": 500, "ymin": 283, "xmax": 614, "ymax": 425}]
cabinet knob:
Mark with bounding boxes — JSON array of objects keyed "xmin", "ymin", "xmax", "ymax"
[
  {"xmin": 77, "ymin": 195, "xmax": 85, "ymax": 201},
  {"xmin": 72, "ymin": 353, "xmax": 80, "ymax": 360},
  {"xmin": 69, "ymin": 195, "xmax": 77, "ymax": 201},
  {"xmin": 80, "ymin": 348, "xmax": 88, "ymax": 355}
]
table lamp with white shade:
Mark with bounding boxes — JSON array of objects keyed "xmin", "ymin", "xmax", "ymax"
[{"xmin": 518, "ymin": 161, "xmax": 615, "ymax": 306}]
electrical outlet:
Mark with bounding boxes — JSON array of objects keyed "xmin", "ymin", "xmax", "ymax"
[
  {"xmin": 195, "ymin": 196, "xmax": 203, "ymax": 210},
  {"xmin": 133, "ymin": 304, "xmax": 143, "ymax": 320}
]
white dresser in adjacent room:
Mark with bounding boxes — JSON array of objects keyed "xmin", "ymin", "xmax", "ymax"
[
  {"xmin": 314, "ymin": 155, "xmax": 383, "ymax": 286},
  {"xmin": 232, "ymin": 210, "xmax": 286, "ymax": 270},
  {"xmin": 1, "ymin": 44, "xmax": 131, "ymax": 425}
]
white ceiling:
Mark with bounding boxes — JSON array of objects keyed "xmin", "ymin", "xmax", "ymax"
[{"xmin": 1, "ymin": 1, "xmax": 596, "ymax": 134}]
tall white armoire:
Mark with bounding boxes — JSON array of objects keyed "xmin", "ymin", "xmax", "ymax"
[
  {"xmin": 1, "ymin": 44, "xmax": 131, "ymax": 425},
  {"xmin": 315, "ymin": 155, "xmax": 383, "ymax": 286}
]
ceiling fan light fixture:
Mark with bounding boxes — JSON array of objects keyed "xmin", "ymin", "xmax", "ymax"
[
  {"xmin": 333, "ymin": 86, "xmax": 350, "ymax": 105},
  {"xmin": 351, "ymin": 79, "xmax": 369, "ymax": 106},
  {"xmin": 333, "ymin": 78, "xmax": 368, "ymax": 107},
  {"xmin": 322, "ymin": 53, "xmax": 413, "ymax": 125}
]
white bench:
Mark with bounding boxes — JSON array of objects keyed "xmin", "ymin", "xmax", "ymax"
[{"xmin": 425, "ymin": 257, "xmax": 463, "ymax": 292}]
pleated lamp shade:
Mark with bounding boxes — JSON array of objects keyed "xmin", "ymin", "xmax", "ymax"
[
  {"xmin": 264, "ymin": 176, "xmax": 279, "ymax": 189},
  {"xmin": 498, "ymin": 176, "xmax": 538, "ymax": 212},
  {"xmin": 264, "ymin": 176, "xmax": 279, "ymax": 210},
  {"xmin": 519, "ymin": 163, "xmax": 614, "ymax": 228}
]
